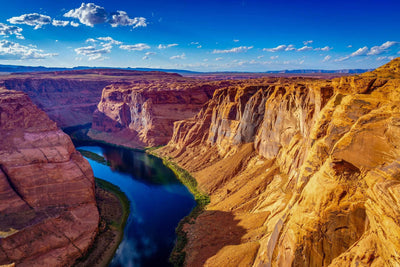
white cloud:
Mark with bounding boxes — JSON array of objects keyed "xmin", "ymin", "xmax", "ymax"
[
  {"xmin": 97, "ymin": 36, "xmax": 122, "ymax": 45},
  {"xmin": 109, "ymin": 11, "xmax": 147, "ymax": 28},
  {"xmin": 74, "ymin": 45, "xmax": 111, "ymax": 60},
  {"xmin": 351, "ymin": 46, "xmax": 369, "ymax": 57},
  {"xmin": 158, "ymin": 43, "xmax": 178, "ymax": 49},
  {"xmin": 64, "ymin": 3, "xmax": 107, "ymax": 27},
  {"xmin": 257, "ymin": 55, "xmax": 264, "ymax": 59},
  {"xmin": 297, "ymin": 46, "xmax": 313, "ymax": 52},
  {"xmin": 367, "ymin": 41, "xmax": 398, "ymax": 55},
  {"xmin": 377, "ymin": 56, "xmax": 395, "ymax": 61},
  {"xmin": 233, "ymin": 39, "xmax": 239, "ymax": 42},
  {"xmin": 0, "ymin": 23, "xmax": 24, "ymax": 39},
  {"xmin": 212, "ymin": 46, "xmax": 253, "ymax": 54},
  {"xmin": 303, "ymin": 40, "xmax": 313, "ymax": 45},
  {"xmin": 0, "ymin": 40, "xmax": 57, "ymax": 60},
  {"xmin": 145, "ymin": 52, "xmax": 156, "ymax": 55},
  {"xmin": 8, "ymin": 13, "xmax": 51, "ymax": 29},
  {"xmin": 263, "ymin": 45, "xmax": 287, "ymax": 52},
  {"xmin": 215, "ymin": 57, "xmax": 223, "ymax": 61},
  {"xmin": 170, "ymin": 53, "xmax": 186, "ymax": 59},
  {"xmin": 142, "ymin": 55, "xmax": 149, "ymax": 60},
  {"xmin": 52, "ymin": 19, "xmax": 69, "ymax": 27},
  {"xmin": 70, "ymin": 21, "xmax": 79, "ymax": 27},
  {"xmin": 270, "ymin": 55, "xmax": 278, "ymax": 60},
  {"xmin": 314, "ymin": 46, "xmax": 332, "ymax": 51},
  {"xmin": 285, "ymin": 44, "xmax": 296, "ymax": 51},
  {"xmin": 119, "ymin": 43, "xmax": 150, "ymax": 51},
  {"xmin": 322, "ymin": 55, "xmax": 331, "ymax": 62},
  {"xmin": 347, "ymin": 45, "xmax": 352, "ymax": 48},
  {"xmin": 86, "ymin": 38, "xmax": 97, "ymax": 43}
]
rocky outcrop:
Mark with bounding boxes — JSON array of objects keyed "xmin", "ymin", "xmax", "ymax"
[
  {"xmin": 90, "ymin": 80, "xmax": 235, "ymax": 147},
  {"xmin": 156, "ymin": 58, "xmax": 400, "ymax": 266},
  {"xmin": 0, "ymin": 69, "xmax": 183, "ymax": 127},
  {"xmin": 0, "ymin": 88, "xmax": 99, "ymax": 266}
]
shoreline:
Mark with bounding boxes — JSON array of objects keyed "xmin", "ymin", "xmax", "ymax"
[
  {"xmin": 150, "ymin": 152, "xmax": 210, "ymax": 266},
  {"xmin": 67, "ymin": 127, "xmax": 206, "ymax": 267},
  {"xmin": 73, "ymin": 178, "xmax": 130, "ymax": 267}
]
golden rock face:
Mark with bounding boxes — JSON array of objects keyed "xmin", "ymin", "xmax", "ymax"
[{"xmin": 157, "ymin": 58, "xmax": 400, "ymax": 266}]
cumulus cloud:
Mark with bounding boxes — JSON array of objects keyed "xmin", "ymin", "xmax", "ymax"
[
  {"xmin": 335, "ymin": 41, "xmax": 398, "ymax": 62},
  {"xmin": 297, "ymin": 46, "xmax": 313, "ymax": 52},
  {"xmin": 97, "ymin": 36, "xmax": 122, "ymax": 45},
  {"xmin": 314, "ymin": 46, "xmax": 332, "ymax": 51},
  {"xmin": 75, "ymin": 45, "xmax": 111, "ymax": 60},
  {"xmin": 367, "ymin": 41, "xmax": 398, "ymax": 55},
  {"xmin": 109, "ymin": 11, "xmax": 147, "ymax": 28},
  {"xmin": 322, "ymin": 55, "xmax": 331, "ymax": 62},
  {"xmin": 0, "ymin": 23, "xmax": 24, "ymax": 39},
  {"xmin": 170, "ymin": 53, "xmax": 186, "ymax": 59},
  {"xmin": 158, "ymin": 43, "xmax": 178, "ymax": 49},
  {"xmin": 8, "ymin": 13, "xmax": 51, "ymax": 29},
  {"xmin": 212, "ymin": 46, "xmax": 253, "ymax": 54},
  {"xmin": 119, "ymin": 43, "xmax": 150, "ymax": 51},
  {"xmin": 0, "ymin": 40, "xmax": 57, "ymax": 60},
  {"xmin": 64, "ymin": 3, "xmax": 147, "ymax": 29},
  {"xmin": 52, "ymin": 19, "xmax": 69, "ymax": 27},
  {"xmin": 263, "ymin": 45, "xmax": 288, "ymax": 52},
  {"xmin": 64, "ymin": 3, "xmax": 107, "ymax": 27},
  {"xmin": 74, "ymin": 36, "xmax": 123, "ymax": 60},
  {"xmin": 70, "ymin": 21, "xmax": 79, "ymax": 27},
  {"xmin": 351, "ymin": 46, "xmax": 369, "ymax": 57}
]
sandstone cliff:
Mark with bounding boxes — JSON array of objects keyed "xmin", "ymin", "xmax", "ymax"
[
  {"xmin": 0, "ymin": 69, "xmax": 183, "ymax": 127},
  {"xmin": 90, "ymin": 80, "xmax": 236, "ymax": 147},
  {"xmin": 156, "ymin": 58, "xmax": 400, "ymax": 266},
  {"xmin": 0, "ymin": 88, "xmax": 99, "ymax": 266}
]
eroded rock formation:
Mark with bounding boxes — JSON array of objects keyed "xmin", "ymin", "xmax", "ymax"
[
  {"xmin": 0, "ymin": 69, "xmax": 183, "ymax": 127},
  {"xmin": 90, "ymin": 80, "xmax": 236, "ymax": 147},
  {"xmin": 156, "ymin": 58, "xmax": 400, "ymax": 266},
  {"xmin": 0, "ymin": 88, "xmax": 99, "ymax": 266}
]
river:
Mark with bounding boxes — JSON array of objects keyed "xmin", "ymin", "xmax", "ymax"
[{"xmin": 77, "ymin": 144, "xmax": 196, "ymax": 267}]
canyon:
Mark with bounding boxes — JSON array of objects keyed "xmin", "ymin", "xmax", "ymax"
[
  {"xmin": 155, "ymin": 58, "xmax": 400, "ymax": 266},
  {"xmin": 1, "ymin": 58, "xmax": 400, "ymax": 266},
  {"xmin": 0, "ymin": 88, "xmax": 99, "ymax": 266}
]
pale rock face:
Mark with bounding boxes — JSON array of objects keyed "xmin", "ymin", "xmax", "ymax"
[
  {"xmin": 0, "ymin": 88, "xmax": 99, "ymax": 266},
  {"xmin": 157, "ymin": 58, "xmax": 400, "ymax": 266}
]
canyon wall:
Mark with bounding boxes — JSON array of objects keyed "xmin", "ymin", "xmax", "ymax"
[
  {"xmin": 156, "ymin": 58, "xmax": 400, "ymax": 266},
  {"xmin": 0, "ymin": 69, "xmax": 183, "ymax": 127},
  {"xmin": 0, "ymin": 88, "xmax": 99, "ymax": 266},
  {"xmin": 90, "ymin": 80, "xmax": 236, "ymax": 147}
]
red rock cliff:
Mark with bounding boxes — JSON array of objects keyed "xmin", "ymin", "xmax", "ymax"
[
  {"xmin": 0, "ymin": 69, "xmax": 183, "ymax": 127},
  {"xmin": 90, "ymin": 80, "xmax": 235, "ymax": 147},
  {"xmin": 0, "ymin": 88, "xmax": 99, "ymax": 266},
  {"xmin": 157, "ymin": 58, "xmax": 400, "ymax": 266}
]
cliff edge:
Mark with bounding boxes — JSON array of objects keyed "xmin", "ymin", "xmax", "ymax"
[
  {"xmin": 156, "ymin": 58, "xmax": 400, "ymax": 266},
  {"xmin": 0, "ymin": 88, "xmax": 99, "ymax": 266}
]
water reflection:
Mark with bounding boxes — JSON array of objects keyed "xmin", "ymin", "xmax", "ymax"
[{"xmin": 77, "ymin": 144, "xmax": 196, "ymax": 267}]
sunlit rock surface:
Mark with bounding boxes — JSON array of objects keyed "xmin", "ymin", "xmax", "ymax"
[{"xmin": 157, "ymin": 58, "xmax": 400, "ymax": 266}]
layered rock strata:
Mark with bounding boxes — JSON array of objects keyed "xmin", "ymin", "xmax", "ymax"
[
  {"xmin": 0, "ymin": 88, "xmax": 99, "ymax": 266},
  {"xmin": 0, "ymin": 69, "xmax": 183, "ymax": 127},
  {"xmin": 90, "ymin": 80, "xmax": 236, "ymax": 147},
  {"xmin": 157, "ymin": 58, "xmax": 400, "ymax": 266}
]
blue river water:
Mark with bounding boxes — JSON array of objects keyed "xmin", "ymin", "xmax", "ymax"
[{"xmin": 77, "ymin": 145, "xmax": 196, "ymax": 267}]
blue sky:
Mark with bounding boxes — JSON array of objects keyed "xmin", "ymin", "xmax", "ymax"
[{"xmin": 0, "ymin": 0, "xmax": 399, "ymax": 71}]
